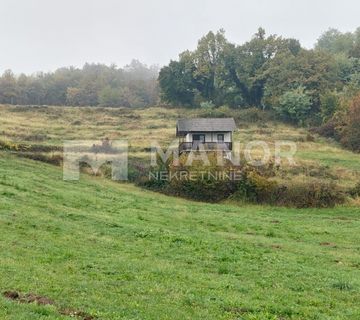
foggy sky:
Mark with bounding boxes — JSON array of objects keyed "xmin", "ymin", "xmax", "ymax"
[{"xmin": 1, "ymin": 0, "xmax": 359, "ymax": 74}]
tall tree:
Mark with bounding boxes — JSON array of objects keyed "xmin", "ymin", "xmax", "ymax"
[{"xmin": 0, "ymin": 70, "xmax": 17, "ymax": 104}]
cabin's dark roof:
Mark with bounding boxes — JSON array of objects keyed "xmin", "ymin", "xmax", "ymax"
[{"xmin": 176, "ymin": 118, "xmax": 236, "ymax": 136}]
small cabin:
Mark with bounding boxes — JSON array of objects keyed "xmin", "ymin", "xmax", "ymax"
[{"xmin": 176, "ymin": 118, "xmax": 236, "ymax": 158}]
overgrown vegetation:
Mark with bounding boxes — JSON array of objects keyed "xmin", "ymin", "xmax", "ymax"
[
  {"xmin": 313, "ymin": 93, "xmax": 360, "ymax": 152},
  {"xmin": 140, "ymin": 154, "xmax": 346, "ymax": 208}
]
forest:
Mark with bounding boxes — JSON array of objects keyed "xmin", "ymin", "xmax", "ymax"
[
  {"xmin": 159, "ymin": 27, "xmax": 360, "ymax": 151},
  {"xmin": 0, "ymin": 60, "xmax": 159, "ymax": 108},
  {"xmin": 159, "ymin": 28, "xmax": 359, "ymax": 117}
]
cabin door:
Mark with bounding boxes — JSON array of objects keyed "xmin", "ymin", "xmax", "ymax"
[{"xmin": 192, "ymin": 134, "xmax": 205, "ymax": 150}]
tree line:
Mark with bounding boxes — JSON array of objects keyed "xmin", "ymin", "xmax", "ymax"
[
  {"xmin": 159, "ymin": 27, "xmax": 360, "ymax": 127},
  {"xmin": 0, "ymin": 60, "xmax": 159, "ymax": 107},
  {"xmin": 1, "ymin": 27, "xmax": 360, "ymax": 151}
]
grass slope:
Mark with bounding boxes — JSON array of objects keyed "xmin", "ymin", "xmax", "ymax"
[
  {"xmin": 1, "ymin": 153, "xmax": 360, "ymax": 319},
  {"xmin": 1, "ymin": 105, "xmax": 360, "ymax": 189}
]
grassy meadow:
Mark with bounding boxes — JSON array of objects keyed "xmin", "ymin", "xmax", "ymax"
[
  {"xmin": 1, "ymin": 105, "xmax": 360, "ymax": 319},
  {"xmin": 1, "ymin": 104, "xmax": 360, "ymax": 188},
  {"xmin": 1, "ymin": 154, "xmax": 360, "ymax": 319}
]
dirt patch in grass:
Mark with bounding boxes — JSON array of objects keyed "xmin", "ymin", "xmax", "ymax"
[
  {"xmin": 23, "ymin": 293, "xmax": 55, "ymax": 305},
  {"xmin": 3, "ymin": 291, "xmax": 96, "ymax": 319},
  {"xmin": 332, "ymin": 216, "xmax": 355, "ymax": 221},
  {"xmin": 4, "ymin": 291, "xmax": 55, "ymax": 305},
  {"xmin": 320, "ymin": 242, "xmax": 337, "ymax": 247},
  {"xmin": 3, "ymin": 291, "xmax": 20, "ymax": 300}
]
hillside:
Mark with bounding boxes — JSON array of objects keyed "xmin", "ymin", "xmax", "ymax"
[
  {"xmin": 1, "ymin": 154, "xmax": 360, "ymax": 319},
  {"xmin": 2, "ymin": 3, "xmax": 360, "ymax": 320},
  {"xmin": 1, "ymin": 104, "xmax": 360, "ymax": 190}
]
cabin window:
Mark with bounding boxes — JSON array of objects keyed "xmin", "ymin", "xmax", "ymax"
[
  {"xmin": 217, "ymin": 134, "xmax": 224, "ymax": 142},
  {"xmin": 193, "ymin": 134, "xmax": 205, "ymax": 143}
]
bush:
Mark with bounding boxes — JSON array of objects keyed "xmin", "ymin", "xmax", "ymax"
[
  {"xmin": 275, "ymin": 87, "xmax": 312, "ymax": 125},
  {"xmin": 18, "ymin": 152, "xmax": 63, "ymax": 166},
  {"xmin": 348, "ymin": 182, "xmax": 360, "ymax": 198},
  {"xmin": 232, "ymin": 172, "xmax": 345, "ymax": 208},
  {"xmin": 339, "ymin": 94, "xmax": 360, "ymax": 152},
  {"xmin": 232, "ymin": 171, "xmax": 279, "ymax": 203},
  {"xmin": 311, "ymin": 119, "xmax": 339, "ymax": 139},
  {"xmin": 197, "ymin": 105, "xmax": 233, "ymax": 118},
  {"xmin": 200, "ymin": 101, "xmax": 215, "ymax": 109},
  {"xmin": 0, "ymin": 140, "xmax": 60, "ymax": 152},
  {"xmin": 276, "ymin": 181, "xmax": 345, "ymax": 208},
  {"xmin": 166, "ymin": 153, "xmax": 239, "ymax": 202},
  {"xmin": 168, "ymin": 175, "xmax": 238, "ymax": 202},
  {"xmin": 315, "ymin": 93, "xmax": 360, "ymax": 152},
  {"xmin": 132, "ymin": 149, "xmax": 345, "ymax": 208},
  {"xmin": 0, "ymin": 140, "xmax": 23, "ymax": 151},
  {"xmin": 306, "ymin": 133, "xmax": 315, "ymax": 142},
  {"xmin": 196, "ymin": 106, "xmax": 275, "ymax": 124},
  {"xmin": 233, "ymin": 107, "xmax": 275, "ymax": 124},
  {"xmin": 320, "ymin": 90, "xmax": 340, "ymax": 122}
]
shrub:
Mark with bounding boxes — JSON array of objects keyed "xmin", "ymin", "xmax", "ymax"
[
  {"xmin": 233, "ymin": 107, "xmax": 274, "ymax": 124},
  {"xmin": 320, "ymin": 90, "xmax": 340, "ymax": 122},
  {"xmin": 339, "ymin": 94, "xmax": 360, "ymax": 152},
  {"xmin": 311, "ymin": 119, "xmax": 339, "ymax": 139},
  {"xmin": 166, "ymin": 153, "xmax": 239, "ymax": 202},
  {"xmin": 196, "ymin": 105, "xmax": 275, "ymax": 124},
  {"xmin": 18, "ymin": 152, "xmax": 63, "ymax": 166},
  {"xmin": 348, "ymin": 182, "xmax": 360, "ymax": 198},
  {"xmin": 197, "ymin": 105, "xmax": 233, "ymax": 118},
  {"xmin": 276, "ymin": 181, "xmax": 345, "ymax": 208},
  {"xmin": 248, "ymin": 172, "xmax": 280, "ymax": 203},
  {"xmin": 131, "ymin": 155, "xmax": 169, "ymax": 190},
  {"xmin": 233, "ymin": 172, "xmax": 345, "ymax": 208},
  {"xmin": 306, "ymin": 133, "xmax": 315, "ymax": 142},
  {"xmin": 133, "ymin": 150, "xmax": 345, "ymax": 208},
  {"xmin": 232, "ymin": 171, "xmax": 279, "ymax": 203},
  {"xmin": 200, "ymin": 101, "xmax": 215, "ymax": 109},
  {"xmin": 315, "ymin": 93, "xmax": 360, "ymax": 152},
  {"xmin": 0, "ymin": 140, "xmax": 22, "ymax": 151},
  {"xmin": 0, "ymin": 140, "xmax": 60, "ymax": 153},
  {"xmin": 275, "ymin": 87, "xmax": 312, "ymax": 125},
  {"xmin": 168, "ymin": 175, "xmax": 238, "ymax": 202}
]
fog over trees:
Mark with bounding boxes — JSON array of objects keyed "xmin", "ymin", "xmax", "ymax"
[{"xmin": 0, "ymin": 60, "xmax": 159, "ymax": 108}]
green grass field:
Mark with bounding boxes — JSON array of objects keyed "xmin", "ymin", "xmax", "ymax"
[
  {"xmin": 1, "ymin": 105, "xmax": 360, "ymax": 319},
  {"xmin": 1, "ymin": 153, "xmax": 360, "ymax": 319}
]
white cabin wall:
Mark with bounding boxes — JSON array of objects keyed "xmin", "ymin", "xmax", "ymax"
[
  {"xmin": 225, "ymin": 132, "xmax": 231, "ymax": 142},
  {"xmin": 185, "ymin": 133, "xmax": 192, "ymax": 142}
]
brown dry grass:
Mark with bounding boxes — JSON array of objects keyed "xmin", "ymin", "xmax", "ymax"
[{"xmin": 1, "ymin": 104, "xmax": 360, "ymax": 187}]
